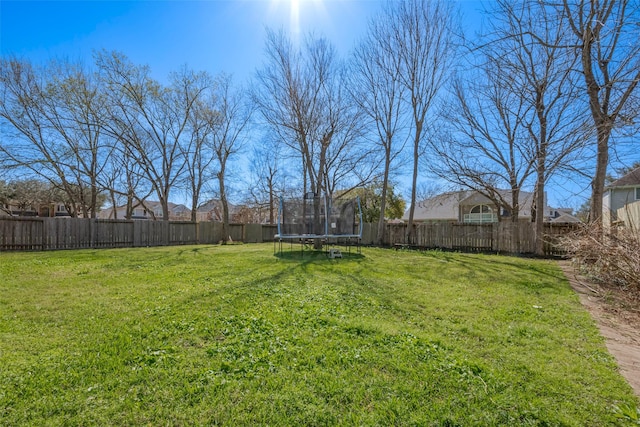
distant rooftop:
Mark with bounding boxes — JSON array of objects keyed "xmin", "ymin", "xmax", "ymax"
[{"xmin": 609, "ymin": 167, "xmax": 640, "ymax": 187}]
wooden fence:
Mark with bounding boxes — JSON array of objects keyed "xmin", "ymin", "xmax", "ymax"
[
  {"xmin": 0, "ymin": 217, "xmax": 579, "ymax": 255},
  {"xmin": 0, "ymin": 217, "xmax": 278, "ymax": 251},
  {"xmin": 361, "ymin": 222, "xmax": 580, "ymax": 255},
  {"xmin": 617, "ymin": 201, "xmax": 640, "ymax": 232}
]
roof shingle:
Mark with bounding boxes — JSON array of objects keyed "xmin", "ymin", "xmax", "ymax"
[{"xmin": 609, "ymin": 167, "xmax": 640, "ymax": 187}]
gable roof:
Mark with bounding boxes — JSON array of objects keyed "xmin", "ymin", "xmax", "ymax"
[
  {"xmin": 97, "ymin": 200, "xmax": 191, "ymax": 219},
  {"xmin": 403, "ymin": 189, "xmax": 536, "ymax": 222},
  {"xmin": 197, "ymin": 199, "xmax": 238, "ymax": 213},
  {"xmin": 550, "ymin": 212, "xmax": 582, "ymax": 223},
  {"xmin": 402, "ymin": 191, "xmax": 469, "ymax": 221},
  {"xmin": 609, "ymin": 167, "xmax": 640, "ymax": 187},
  {"xmin": 458, "ymin": 189, "xmax": 533, "ymax": 209}
]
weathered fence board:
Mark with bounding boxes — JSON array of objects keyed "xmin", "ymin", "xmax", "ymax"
[
  {"xmin": 198, "ymin": 222, "xmax": 223, "ymax": 244},
  {"xmin": 244, "ymin": 224, "xmax": 263, "ymax": 243},
  {"xmin": 262, "ymin": 225, "xmax": 277, "ymax": 242},
  {"xmin": 0, "ymin": 217, "xmax": 581, "ymax": 255},
  {"xmin": 0, "ymin": 217, "xmax": 44, "ymax": 250},
  {"xmin": 229, "ymin": 224, "xmax": 244, "ymax": 242},
  {"xmin": 95, "ymin": 220, "xmax": 134, "ymax": 248},
  {"xmin": 169, "ymin": 222, "xmax": 198, "ymax": 246}
]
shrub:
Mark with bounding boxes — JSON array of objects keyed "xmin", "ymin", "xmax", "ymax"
[{"xmin": 561, "ymin": 223, "xmax": 640, "ymax": 292}]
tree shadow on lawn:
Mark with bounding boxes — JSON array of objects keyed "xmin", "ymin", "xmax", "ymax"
[
  {"xmin": 419, "ymin": 252, "xmax": 568, "ymax": 292},
  {"xmin": 274, "ymin": 249, "xmax": 365, "ymax": 263}
]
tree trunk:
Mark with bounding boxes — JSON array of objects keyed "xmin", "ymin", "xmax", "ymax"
[
  {"xmin": 218, "ymin": 165, "xmax": 229, "ymax": 244},
  {"xmin": 109, "ymin": 190, "xmax": 118, "ymax": 219},
  {"xmin": 268, "ymin": 180, "xmax": 274, "ymax": 225},
  {"xmin": 535, "ymin": 174, "xmax": 545, "ymax": 256},
  {"xmin": 377, "ymin": 153, "xmax": 391, "ymax": 246},
  {"xmin": 589, "ymin": 128, "xmax": 610, "ymax": 225},
  {"xmin": 406, "ymin": 129, "xmax": 420, "ymax": 245},
  {"xmin": 190, "ymin": 198, "xmax": 198, "ymax": 222}
]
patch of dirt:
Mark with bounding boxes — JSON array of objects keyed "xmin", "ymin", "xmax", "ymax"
[{"xmin": 559, "ymin": 261, "xmax": 640, "ymax": 397}]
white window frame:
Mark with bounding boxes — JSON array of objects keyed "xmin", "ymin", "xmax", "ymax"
[{"xmin": 464, "ymin": 204, "xmax": 498, "ymax": 223}]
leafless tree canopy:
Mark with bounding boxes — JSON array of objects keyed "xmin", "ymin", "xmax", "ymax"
[
  {"xmin": 350, "ymin": 9, "xmax": 408, "ymax": 244},
  {"xmin": 385, "ymin": 0, "xmax": 459, "ymax": 243},
  {"xmin": 428, "ymin": 0, "xmax": 590, "ymax": 254},
  {"xmin": 561, "ymin": 0, "xmax": 640, "ymax": 224},
  {"xmin": 0, "ymin": 0, "xmax": 638, "ymax": 247},
  {"xmin": 253, "ymin": 31, "xmax": 372, "ymax": 201}
]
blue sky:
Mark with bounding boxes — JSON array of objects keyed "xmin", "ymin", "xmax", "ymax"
[
  {"xmin": 1, "ymin": 1, "xmax": 488, "ymax": 82},
  {"xmin": 1, "ymin": 0, "xmax": 397, "ymax": 83},
  {"xmin": 2, "ymin": 0, "xmax": 601, "ymax": 209}
]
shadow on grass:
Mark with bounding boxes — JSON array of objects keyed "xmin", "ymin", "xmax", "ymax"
[
  {"xmin": 274, "ymin": 249, "xmax": 365, "ymax": 263},
  {"xmin": 421, "ymin": 251, "xmax": 568, "ymax": 293}
]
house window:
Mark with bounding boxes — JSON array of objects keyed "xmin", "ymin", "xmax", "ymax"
[
  {"xmin": 464, "ymin": 204, "xmax": 497, "ymax": 223},
  {"xmin": 636, "ymin": 187, "xmax": 640, "ymax": 200},
  {"xmin": 471, "ymin": 204, "xmax": 491, "ymax": 214}
]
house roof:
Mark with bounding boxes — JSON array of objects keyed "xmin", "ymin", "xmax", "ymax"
[
  {"xmin": 403, "ymin": 189, "xmax": 536, "ymax": 221},
  {"xmin": 459, "ymin": 189, "xmax": 534, "ymax": 210},
  {"xmin": 401, "ymin": 191, "xmax": 468, "ymax": 221},
  {"xmin": 197, "ymin": 199, "xmax": 238, "ymax": 213},
  {"xmin": 550, "ymin": 212, "xmax": 582, "ymax": 223},
  {"xmin": 97, "ymin": 200, "xmax": 191, "ymax": 219},
  {"xmin": 609, "ymin": 167, "xmax": 640, "ymax": 188}
]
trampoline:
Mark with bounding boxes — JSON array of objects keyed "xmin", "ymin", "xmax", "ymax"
[{"xmin": 274, "ymin": 194, "xmax": 363, "ymax": 257}]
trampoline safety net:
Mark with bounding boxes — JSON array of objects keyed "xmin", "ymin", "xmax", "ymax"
[{"xmin": 276, "ymin": 196, "xmax": 362, "ymax": 238}]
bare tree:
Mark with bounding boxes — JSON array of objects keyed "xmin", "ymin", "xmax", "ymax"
[
  {"xmin": 44, "ymin": 60, "xmax": 111, "ymax": 218},
  {"xmin": 254, "ymin": 31, "xmax": 371, "ymax": 247},
  {"xmin": 96, "ymin": 52, "xmax": 209, "ymax": 228},
  {"xmin": 248, "ymin": 136, "xmax": 289, "ymax": 224},
  {"xmin": 385, "ymin": 0, "xmax": 458, "ymax": 243},
  {"xmin": 351, "ymin": 10, "xmax": 408, "ymax": 245},
  {"xmin": 485, "ymin": 0, "xmax": 588, "ymax": 254},
  {"xmin": 101, "ymin": 147, "xmax": 154, "ymax": 219},
  {"xmin": 182, "ymin": 74, "xmax": 216, "ymax": 222},
  {"xmin": 206, "ymin": 73, "xmax": 252, "ymax": 242},
  {"xmin": 430, "ymin": 66, "xmax": 536, "ymax": 223},
  {"xmin": 0, "ymin": 58, "xmax": 108, "ymax": 217},
  {"xmin": 561, "ymin": 0, "xmax": 640, "ymax": 224}
]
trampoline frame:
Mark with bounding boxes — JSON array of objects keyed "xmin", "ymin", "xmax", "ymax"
[{"xmin": 274, "ymin": 195, "xmax": 363, "ymax": 257}]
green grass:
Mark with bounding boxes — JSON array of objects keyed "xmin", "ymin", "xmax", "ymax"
[{"xmin": 0, "ymin": 244, "xmax": 637, "ymax": 426}]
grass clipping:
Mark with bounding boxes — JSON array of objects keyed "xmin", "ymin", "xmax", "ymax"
[{"xmin": 561, "ymin": 224, "xmax": 640, "ymax": 294}]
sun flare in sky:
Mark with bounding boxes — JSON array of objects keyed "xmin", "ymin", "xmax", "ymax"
[{"xmin": 268, "ymin": 0, "xmax": 329, "ymax": 39}]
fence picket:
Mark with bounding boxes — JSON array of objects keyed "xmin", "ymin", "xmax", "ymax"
[{"xmin": 0, "ymin": 217, "xmax": 581, "ymax": 255}]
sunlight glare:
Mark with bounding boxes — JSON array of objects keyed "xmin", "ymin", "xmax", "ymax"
[
  {"xmin": 267, "ymin": 0, "xmax": 328, "ymax": 43},
  {"xmin": 291, "ymin": 0, "xmax": 301, "ymax": 36}
]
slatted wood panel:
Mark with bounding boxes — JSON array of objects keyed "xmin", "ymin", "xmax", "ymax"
[
  {"xmin": 43, "ymin": 218, "xmax": 92, "ymax": 250},
  {"xmin": 0, "ymin": 217, "xmax": 580, "ymax": 255},
  {"xmin": 360, "ymin": 223, "xmax": 377, "ymax": 245},
  {"xmin": 244, "ymin": 224, "xmax": 263, "ymax": 243},
  {"xmin": 229, "ymin": 224, "xmax": 244, "ymax": 242},
  {"xmin": 198, "ymin": 222, "xmax": 224, "ymax": 244},
  {"xmin": 0, "ymin": 217, "xmax": 44, "ymax": 251},
  {"xmin": 262, "ymin": 225, "xmax": 277, "ymax": 242},
  {"xmin": 169, "ymin": 222, "xmax": 198, "ymax": 245},
  {"xmin": 95, "ymin": 220, "xmax": 134, "ymax": 248},
  {"xmin": 380, "ymin": 222, "xmax": 579, "ymax": 255}
]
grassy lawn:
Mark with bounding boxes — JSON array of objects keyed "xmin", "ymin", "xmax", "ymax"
[{"xmin": 0, "ymin": 244, "xmax": 637, "ymax": 425}]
